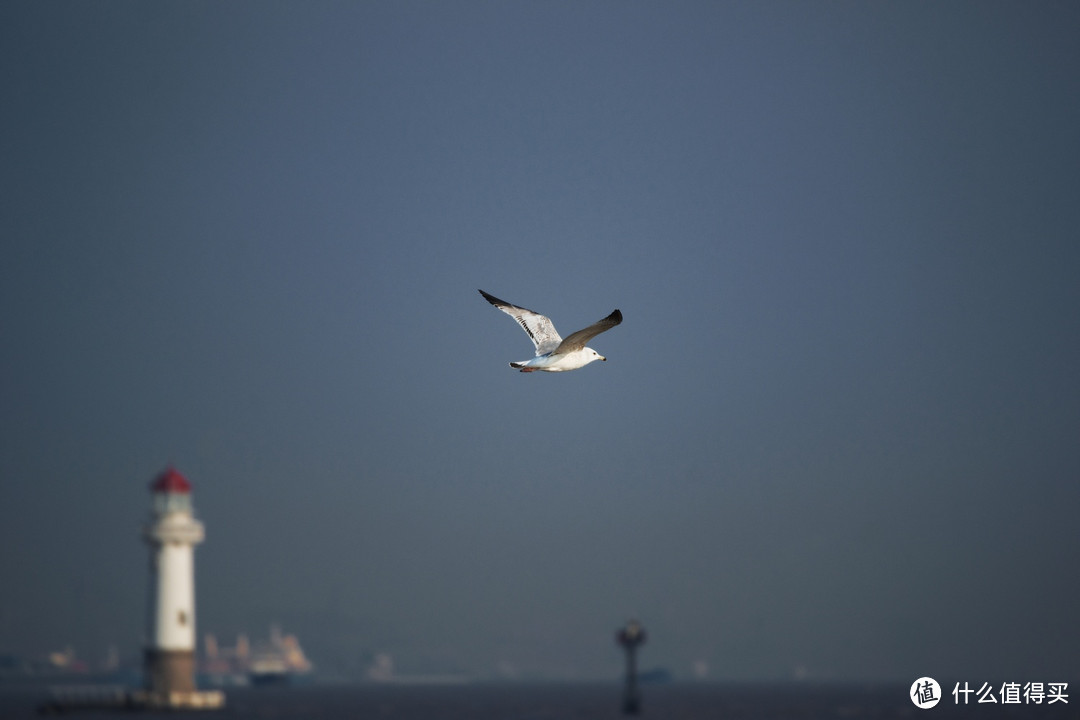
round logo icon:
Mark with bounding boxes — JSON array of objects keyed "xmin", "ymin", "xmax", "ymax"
[{"xmin": 911, "ymin": 677, "xmax": 941, "ymax": 709}]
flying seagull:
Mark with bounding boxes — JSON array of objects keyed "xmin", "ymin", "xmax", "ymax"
[{"xmin": 479, "ymin": 289, "xmax": 622, "ymax": 372}]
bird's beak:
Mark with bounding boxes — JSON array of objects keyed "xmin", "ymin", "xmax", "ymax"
[{"xmin": 600, "ymin": 356, "xmax": 607, "ymax": 361}]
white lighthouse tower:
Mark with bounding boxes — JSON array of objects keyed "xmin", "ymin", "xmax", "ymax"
[
  {"xmin": 142, "ymin": 467, "xmax": 211, "ymax": 703},
  {"xmin": 39, "ymin": 467, "xmax": 222, "ymax": 713}
]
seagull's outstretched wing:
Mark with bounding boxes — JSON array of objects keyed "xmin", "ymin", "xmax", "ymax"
[
  {"xmin": 554, "ymin": 309, "xmax": 623, "ymax": 355},
  {"xmin": 479, "ymin": 289, "xmax": 562, "ymax": 356}
]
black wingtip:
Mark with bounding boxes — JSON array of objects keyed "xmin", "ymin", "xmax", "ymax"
[{"xmin": 609, "ymin": 309, "xmax": 623, "ymax": 324}]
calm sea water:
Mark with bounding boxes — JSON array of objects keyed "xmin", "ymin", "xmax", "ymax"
[{"xmin": 0, "ymin": 682, "xmax": 1070, "ymax": 719}]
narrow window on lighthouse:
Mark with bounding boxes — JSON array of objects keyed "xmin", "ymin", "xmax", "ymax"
[{"xmin": 178, "ymin": 610, "xmax": 188, "ymax": 626}]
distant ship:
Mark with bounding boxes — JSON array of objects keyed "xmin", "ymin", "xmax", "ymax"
[
  {"xmin": 638, "ymin": 667, "xmax": 673, "ymax": 684},
  {"xmin": 247, "ymin": 625, "xmax": 313, "ymax": 687},
  {"xmin": 200, "ymin": 625, "xmax": 313, "ymax": 688}
]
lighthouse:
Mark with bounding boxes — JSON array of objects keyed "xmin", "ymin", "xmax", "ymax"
[
  {"xmin": 143, "ymin": 467, "xmax": 204, "ymax": 698},
  {"xmin": 38, "ymin": 467, "xmax": 223, "ymax": 713}
]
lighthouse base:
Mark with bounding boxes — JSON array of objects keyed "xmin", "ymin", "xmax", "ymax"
[
  {"xmin": 131, "ymin": 689, "xmax": 226, "ymax": 710},
  {"xmin": 39, "ymin": 686, "xmax": 225, "ymax": 714},
  {"xmin": 145, "ymin": 648, "xmax": 196, "ymax": 694}
]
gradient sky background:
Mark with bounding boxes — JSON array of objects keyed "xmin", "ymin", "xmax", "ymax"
[{"xmin": 2, "ymin": 1, "xmax": 1078, "ymax": 683}]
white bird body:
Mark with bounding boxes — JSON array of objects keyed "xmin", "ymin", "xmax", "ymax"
[
  {"xmin": 479, "ymin": 289, "xmax": 622, "ymax": 373},
  {"xmin": 508, "ymin": 347, "xmax": 606, "ymax": 373}
]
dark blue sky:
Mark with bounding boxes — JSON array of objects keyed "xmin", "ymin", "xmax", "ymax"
[{"xmin": 2, "ymin": 1, "xmax": 1078, "ymax": 682}]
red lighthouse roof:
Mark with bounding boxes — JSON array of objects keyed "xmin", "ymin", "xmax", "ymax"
[{"xmin": 151, "ymin": 467, "xmax": 191, "ymax": 494}]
